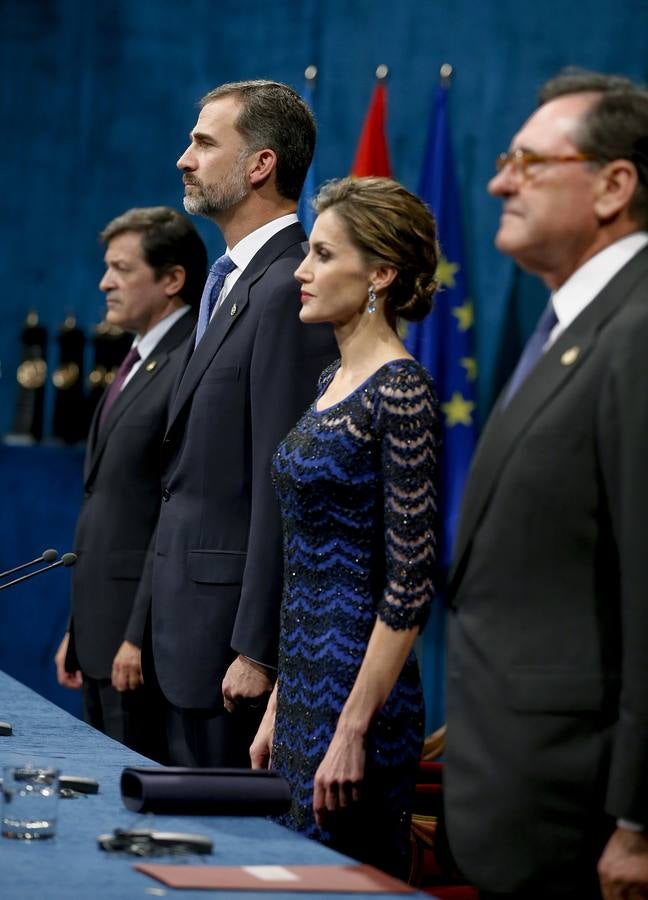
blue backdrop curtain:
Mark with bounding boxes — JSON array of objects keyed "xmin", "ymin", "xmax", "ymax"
[{"xmin": 1, "ymin": 0, "xmax": 647, "ymax": 714}]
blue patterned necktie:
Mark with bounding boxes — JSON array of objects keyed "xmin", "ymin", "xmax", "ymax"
[
  {"xmin": 502, "ymin": 299, "xmax": 558, "ymax": 407},
  {"xmin": 194, "ymin": 254, "xmax": 237, "ymax": 347}
]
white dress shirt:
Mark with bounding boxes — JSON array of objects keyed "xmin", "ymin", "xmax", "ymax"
[
  {"xmin": 209, "ymin": 213, "xmax": 299, "ymax": 320},
  {"xmin": 547, "ymin": 231, "xmax": 648, "ymax": 348},
  {"xmin": 122, "ymin": 305, "xmax": 191, "ymax": 389}
]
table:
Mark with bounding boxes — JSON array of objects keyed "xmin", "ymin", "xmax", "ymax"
[{"xmin": 0, "ymin": 671, "xmax": 429, "ymax": 900}]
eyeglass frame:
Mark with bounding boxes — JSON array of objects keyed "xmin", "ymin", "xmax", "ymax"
[{"xmin": 495, "ymin": 148, "xmax": 599, "ymax": 179}]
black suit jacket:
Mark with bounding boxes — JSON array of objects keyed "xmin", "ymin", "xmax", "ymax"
[
  {"xmin": 67, "ymin": 311, "xmax": 196, "ymax": 678},
  {"xmin": 148, "ymin": 223, "xmax": 337, "ymax": 709},
  {"xmin": 444, "ymin": 245, "xmax": 648, "ymax": 893}
]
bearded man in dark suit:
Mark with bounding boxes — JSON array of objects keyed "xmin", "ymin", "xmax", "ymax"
[
  {"xmin": 143, "ymin": 80, "xmax": 336, "ymax": 767},
  {"xmin": 444, "ymin": 70, "xmax": 648, "ymax": 900},
  {"xmin": 55, "ymin": 206, "xmax": 206, "ymax": 762}
]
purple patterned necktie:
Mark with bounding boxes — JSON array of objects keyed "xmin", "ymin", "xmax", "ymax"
[
  {"xmin": 98, "ymin": 346, "xmax": 140, "ymax": 430},
  {"xmin": 502, "ymin": 299, "xmax": 558, "ymax": 407},
  {"xmin": 194, "ymin": 254, "xmax": 237, "ymax": 347}
]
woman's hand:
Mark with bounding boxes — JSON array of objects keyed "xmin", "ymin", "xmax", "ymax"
[
  {"xmin": 310, "ymin": 619, "xmax": 420, "ymax": 829},
  {"xmin": 250, "ymin": 684, "xmax": 277, "ymax": 769},
  {"xmin": 313, "ymin": 723, "xmax": 366, "ymax": 828}
]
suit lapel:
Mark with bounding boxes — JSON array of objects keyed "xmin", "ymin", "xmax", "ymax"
[
  {"xmin": 451, "ymin": 245, "xmax": 648, "ymax": 588},
  {"xmin": 84, "ymin": 401, "xmax": 104, "ymax": 482},
  {"xmin": 168, "ymin": 280, "xmax": 248, "ymax": 425},
  {"xmin": 84, "ymin": 311, "xmax": 196, "ymax": 486},
  {"xmin": 166, "ymin": 222, "xmax": 306, "ymax": 437}
]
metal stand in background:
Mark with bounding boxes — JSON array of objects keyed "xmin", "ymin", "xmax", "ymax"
[
  {"xmin": 7, "ymin": 311, "xmax": 48, "ymax": 444},
  {"xmin": 52, "ymin": 314, "xmax": 86, "ymax": 444}
]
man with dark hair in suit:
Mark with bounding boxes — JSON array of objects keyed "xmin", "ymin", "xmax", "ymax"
[
  {"xmin": 55, "ymin": 206, "xmax": 206, "ymax": 762},
  {"xmin": 143, "ymin": 80, "xmax": 336, "ymax": 767},
  {"xmin": 444, "ymin": 69, "xmax": 648, "ymax": 899}
]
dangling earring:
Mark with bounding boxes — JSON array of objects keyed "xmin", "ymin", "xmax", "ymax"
[{"xmin": 367, "ymin": 284, "xmax": 377, "ymax": 314}]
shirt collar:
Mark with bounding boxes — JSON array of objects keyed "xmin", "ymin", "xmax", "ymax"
[
  {"xmin": 552, "ymin": 231, "xmax": 648, "ymax": 333},
  {"xmin": 227, "ymin": 213, "xmax": 299, "ymax": 272},
  {"xmin": 132, "ymin": 305, "xmax": 190, "ymax": 358}
]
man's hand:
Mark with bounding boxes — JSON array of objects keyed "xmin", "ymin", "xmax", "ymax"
[
  {"xmin": 599, "ymin": 826, "xmax": 648, "ymax": 899},
  {"xmin": 222, "ymin": 654, "xmax": 273, "ymax": 714},
  {"xmin": 54, "ymin": 632, "xmax": 82, "ymax": 689},
  {"xmin": 111, "ymin": 640, "xmax": 143, "ymax": 692}
]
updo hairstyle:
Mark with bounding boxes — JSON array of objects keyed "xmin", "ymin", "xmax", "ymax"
[{"xmin": 313, "ymin": 176, "xmax": 439, "ymax": 323}]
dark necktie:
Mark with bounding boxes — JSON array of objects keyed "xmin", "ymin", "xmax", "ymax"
[
  {"xmin": 194, "ymin": 254, "xmax": 237, "ymax": 347},
  {"xmin": 98, "ymin": 346, "xmax": 140, "ymax": 430},
  {"xmin": 502, "ymin": 300, "xmax": 558, "ymax": 407}
]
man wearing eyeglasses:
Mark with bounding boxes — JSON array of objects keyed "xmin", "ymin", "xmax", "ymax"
[{"xmin": 444, "ymin": 69, "xmax": 648, "ymax": 900}]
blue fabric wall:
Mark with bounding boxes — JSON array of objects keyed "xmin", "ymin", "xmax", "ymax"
[
  {"xmin": 0, "ymin": 445, "xmax": 84, "ymax": 716},
  {"xmin": 1, "ymin": 0, "xmax": 647, "ymax": 429},
  {"xmin": 1, "ymin": 0, "xmax": 647, "ymax": 713}
]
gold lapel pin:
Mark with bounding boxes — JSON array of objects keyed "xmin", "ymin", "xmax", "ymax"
[
  {"xmin": 561, "ymin": 346, "xmax": 580, "ymax": 366},
  {"xmin": 229, "ymin": 303, "xmax": 238, "ymax": 317},
  {"xmin": 145, "ymin": 360, "xmax": 157, "ymax": 372}
]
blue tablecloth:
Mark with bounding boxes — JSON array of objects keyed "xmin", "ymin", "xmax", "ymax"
[{"xmin": 0, "ymin": 670, "xmax": 428, "ymax": 899}]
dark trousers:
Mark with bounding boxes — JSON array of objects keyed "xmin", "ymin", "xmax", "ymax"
[
  {"xmin": 479, "ymin": 870, "xmax": 603, "ymax": 900},
  {"xmin": 141, "ymin": 612, "xmax": 264, "ymax": 768},
  {"xmin": 82, "ymin": 675, "xmax": 168, "ymax": 763},
  {"xmin": 164, "ymin": 701, "xmax": 264, "ymax": 768},
  {"xmin": 481, "ymin": 890, "xmax": 601, "ymax": 900}
]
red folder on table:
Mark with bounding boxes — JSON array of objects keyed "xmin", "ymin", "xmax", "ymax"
[{"xmin": 134, "ymin": 862, "xmax": 416, "ymax": 893}]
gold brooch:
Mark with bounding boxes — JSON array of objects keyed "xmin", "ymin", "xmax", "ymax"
[{"xmin": 560, "ymin": 347, "xmax": 580, "ymax": 366}]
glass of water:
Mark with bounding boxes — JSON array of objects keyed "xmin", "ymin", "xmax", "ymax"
[{"xmin": 1, "ymin": 765, "xmax": 60, "ymax": 840}]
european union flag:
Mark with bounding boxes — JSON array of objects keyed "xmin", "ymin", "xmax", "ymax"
[
  {"xmin": 297, "ymin": 73, "xmax": 317, "ymax": 236},
  {"xmin": 405, "ymin": 79, "xmax": 477, "ymax": 733}
]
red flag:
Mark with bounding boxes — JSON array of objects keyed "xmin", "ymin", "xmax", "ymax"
[{"xmin": 350, "ymin": 82, "xmax": 392, "ymax": 177}]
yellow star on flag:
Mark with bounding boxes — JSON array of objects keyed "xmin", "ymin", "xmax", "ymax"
[
  {"xmin": 452, "ymin": 300, "xmax": 474, "ymax": 332},
  {"xmin": 436, "ymin": 256, "xmax": 459, "ymax": 288},
  {"xmin": 460, "ymin": 357, "xmax": 477, "ymax": 382},
  {"xmin": 441, "ymin": 392, "xmax": 475, "ymax": 427}
]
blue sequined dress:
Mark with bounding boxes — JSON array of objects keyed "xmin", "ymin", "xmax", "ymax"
[{"xmin": 271, "ymin": 358, "xmax": 438, "ymax": 877}]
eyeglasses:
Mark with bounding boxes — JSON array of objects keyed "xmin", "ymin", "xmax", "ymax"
[{"xmin": 495, "ymin": 148, "xmax": 597, "ymax": 179}]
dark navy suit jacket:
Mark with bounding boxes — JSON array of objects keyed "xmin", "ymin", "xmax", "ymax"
[
  {"xmin": 147, "ymin": 223, "xmax": 337, "ymax": 710},
  {"xmin": 67, "ymin": 311, "xmax": 196, "ymax": 678}
]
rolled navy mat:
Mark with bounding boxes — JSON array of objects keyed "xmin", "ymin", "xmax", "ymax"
[{"xmin": 120, "ymin": 767, "xmax": 291, "ymax": 816}]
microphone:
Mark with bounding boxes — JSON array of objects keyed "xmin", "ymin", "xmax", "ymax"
[
  {"xmin": 0, "ymin": 553, "xmax": 77, "ymax": 591},
  {"xmin": 0, "ymin": 549, "xmax": 58, "ymax": 580}
]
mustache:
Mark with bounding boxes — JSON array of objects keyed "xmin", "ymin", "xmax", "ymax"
[{"xmin": 183, "ymin": 176, "xmax": 201, "ymax": 187}]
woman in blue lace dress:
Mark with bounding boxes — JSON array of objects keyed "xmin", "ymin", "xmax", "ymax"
[{"xmin": 250, "ymin": 177, "xmax": 439, "ymax": 878}]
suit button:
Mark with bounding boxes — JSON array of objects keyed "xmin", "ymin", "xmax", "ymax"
[{"xmin": 162, "ymin": 488, "xmax": 171, "ymax": 502}]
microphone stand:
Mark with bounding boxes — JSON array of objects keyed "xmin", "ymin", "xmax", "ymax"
[
  {"xmin": 0, "ymin": 548, "xmax": 59, "ymax": 579},
  {"xmin": 0, "ymin": 553, "xmax": 77, "ymax": 592},
  {"xmin": 1, "ymin": 551, "xmax": 77, "ymax": 736}
]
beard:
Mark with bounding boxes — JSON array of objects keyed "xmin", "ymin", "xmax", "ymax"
[{"xmin": 183, "ymin": 158, "xmax": 249, "ymax": 217}]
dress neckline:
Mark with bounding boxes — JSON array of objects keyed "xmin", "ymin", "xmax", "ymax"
[{"xmin": 314, "ymin": 357, "xmax": 418, "ymax": 414}]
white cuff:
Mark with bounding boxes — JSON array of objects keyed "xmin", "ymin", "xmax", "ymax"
[{"xmin": 618, "ymin": 818, "xmax": 645, "ymax": 832}]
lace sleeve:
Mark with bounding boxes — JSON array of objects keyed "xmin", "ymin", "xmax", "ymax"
[{"xmin": 375, "ymin": 363, "xmax": 438, "ymax": 630}]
